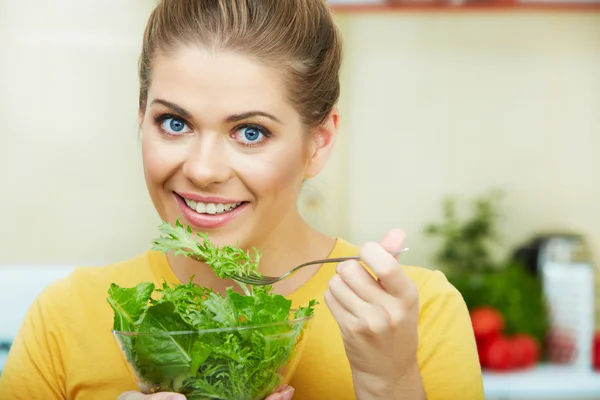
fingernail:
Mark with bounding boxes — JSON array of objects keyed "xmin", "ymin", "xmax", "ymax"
[
  {"xmin": 336, "ymin": 262, "xmax": 344, "ymax": 274},
  {"xmin": 167, "ymin": 395, "xmax": 186, "ymax": 400},
  {"xmin": 283, "ymin": 387, "xmax": 295, "ymax": 400}
]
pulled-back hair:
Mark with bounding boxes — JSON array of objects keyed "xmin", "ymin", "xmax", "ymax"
[{"xmin": 139, "ymin": 0, "xmax": 342, "ymax": 127}]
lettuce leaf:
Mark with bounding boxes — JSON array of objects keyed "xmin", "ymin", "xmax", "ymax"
[
  {"xmin": 107, "ymin": 282, "xmax": 154, "ymax": 332},
  {"xmin": 108, "ymin": 221, "xmax": 316, "ymax": 399}
]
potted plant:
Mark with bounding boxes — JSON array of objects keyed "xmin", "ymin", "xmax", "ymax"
[{"xmin": 425, "ymin": 191, "xmax": 549, "ymax": 371}]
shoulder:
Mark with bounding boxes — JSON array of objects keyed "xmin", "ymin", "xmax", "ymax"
[
  {"xmin": 37, "ymin": 252, "xmax": 154, "ymax": 310},
  {"xmin": 404, "ymin": 265, "xmax": 456, "ymax": 296},
  {"xmin": 22, "ymin": 252, "xmax": 157, "ymax": 342},
  {"xmin": 404, "ymin": 267, "xmax": 469, "ymax": 322},
  {"xmin": 334, "ymin": 237, "xmax": 458, "ymax": 298}
]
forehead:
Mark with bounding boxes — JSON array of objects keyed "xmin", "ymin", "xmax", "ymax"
[{"xmin": 147, "ymin": 46, "xmax": 294, "ymax": 119}]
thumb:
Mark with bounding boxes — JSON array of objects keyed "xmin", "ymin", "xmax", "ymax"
[
  {"xmin": 379, "ymin": 228, "xmax": 406, "ymax": 259},
  {"xmin": 266, "ymin": 386, "xmax": 295, "ymax": 400},
  {"xmin": 147, "ymin": 393, "xmax": 186, "ymax": 400},
  {"xmin": 117, "ymin": 391, "xmax": 186, "ymax": 400}
]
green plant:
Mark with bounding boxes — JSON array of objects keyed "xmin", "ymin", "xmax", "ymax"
[
  {"xmin": 425, "ymin": 191, "xmax": 549, "ymax": 346},
  {"xmin": 426, "ymin": 191, "xmax": 503, "ymax": 276}
]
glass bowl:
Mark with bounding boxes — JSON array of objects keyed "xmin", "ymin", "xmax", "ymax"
[{"xmin": 112, "ymin": 313, "xmax": 313, "ymax": 400}]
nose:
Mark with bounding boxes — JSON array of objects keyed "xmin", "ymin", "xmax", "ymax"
[{"xmin": 182, "ymin": 134, "xmax": 232, "ymax": 188}]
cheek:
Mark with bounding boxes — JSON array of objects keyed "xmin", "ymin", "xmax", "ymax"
[
  {"xmin": 141, "ymin": 134, "xmax": 161, "ymax": 186},
  {"xmin": 141, "ymin": 129, "xmax": 178, "ymax": 189},
  {"xmin": 238, "ymin": 144, "xmax": 306, "ymax": 199}
]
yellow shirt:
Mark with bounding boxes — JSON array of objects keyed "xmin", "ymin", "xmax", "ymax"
[{"xmin": 0, "ymin": 238, "xmax": 484, "ymax": 399}]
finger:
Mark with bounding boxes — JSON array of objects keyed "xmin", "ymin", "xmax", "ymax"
[
  {"xmin": 324, "ymin": 288, "xmax": 356, "ymax": 328},
  {"xmin": 149, "ymin": 393, "xmax": 186, "ymax": 400},
  {"xmin": 379, "ymin": 228, "xmax": 406, "ymax": 259},
  {"xmin": 271, "ymin": 384, "xmax": 291, "ymax": 393},
  {"xmin": 282, "ymin": 386, "xmax": 295, "ymax": 400},
  {"xmin": 336, "ymin": 260, "xmax": 389, "ymax": 304},
  {"xmin": 326, "ymin": 287, "xmax": 391, "ymax": 335},
  {"xmin": 360, "ymin": 241, "xmax": 411, "ymax": 298},
  {"xmin": 117, "ymin": 392, "xmax": 186, "ymax": 400},
  {"xmin": 266, "ymin": 386, "xmax": 295, "ymax": 400},
  {"xmin": 328, "ymin": 273, "xmax": 370, "ymax": 318},
  {"xmin": 117, "ymin": 392, "xmax": 144, "ymax": 400}
]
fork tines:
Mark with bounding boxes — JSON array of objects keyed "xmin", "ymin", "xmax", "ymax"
[{"xmin": 230, "ymin": 273, "xmax": 278, "ymax": 285}]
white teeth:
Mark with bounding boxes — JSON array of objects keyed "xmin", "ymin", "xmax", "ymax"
[
  {"xmin": 185, "ymin": 198, "xmax": 197, "ymax": 210},
  {"xmin": 184, "ymin": 198, "xmax": 243, "ymax": 215}
]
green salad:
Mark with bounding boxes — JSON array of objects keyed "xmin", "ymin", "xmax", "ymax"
[{"xmin": 107, "ymin": 220, "xmax": 316, "ymax": 400}]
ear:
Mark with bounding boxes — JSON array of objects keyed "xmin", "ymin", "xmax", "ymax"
[{"xmin": 304, "ymin": 107, "xmax": 339, "ymax": 179}]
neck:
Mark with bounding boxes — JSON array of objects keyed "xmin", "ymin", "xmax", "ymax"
[{"xmin": 166, "ymin": 209, "xmax": 336, "ymax": 295}]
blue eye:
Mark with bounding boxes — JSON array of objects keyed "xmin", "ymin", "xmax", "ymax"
[
  {"xmin": 244, "ymin": 127, "xmax": 261, "ymax": 141},
  {"xmin": 160, "ymin": 117, "xmax": 189, "ymax": 135},
  {"xmin": 235, "ymin": 125, "xmax": 269, "ymax": 146}
]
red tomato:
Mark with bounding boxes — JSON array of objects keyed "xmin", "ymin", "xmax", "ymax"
[
  {"xmin": 477, "ymin": 339, "xmax": 493, "ymax": 368},
  {"xmin": 593, "ymin": 331, "xmax": 600, "ymax": 371},
  {"xmin": 510, "ymin": 334, "xmax": 540, "ymax": 369},
  {"xmin": 485, "ymin": 336, "xmax": 514, "ymax": 371},
  {"xmin": 470, "ymin": 306, "xmax": 504, "ymax": 343}
]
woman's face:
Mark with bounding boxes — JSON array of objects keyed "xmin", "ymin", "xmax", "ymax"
[{"xmin": 140, "ymin": 46, "xmax": 335, "ymax": 249}]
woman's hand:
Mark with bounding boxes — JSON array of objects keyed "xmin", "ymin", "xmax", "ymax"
[
  {"xmin": 116, "ymin": 386, "xmax": 294, "ymax": 400},
  {"xmin": 324, "ymin": 229, "xmax": 425, "ymax": 399},
  {"xmin": 266, "ymin": 384, "xmax": 295, "ymax": 400},
  {"xmin": 117, "ymin": 392, "xmax": 186, "ymax": 400}
]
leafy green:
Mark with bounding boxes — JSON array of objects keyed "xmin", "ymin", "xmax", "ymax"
[
  {"xmin": 108, "ymin": 220, "xmax": 316, "ymax": 400},
  {"xmin": 152, "ymin": 219, "xmax": 261, "ymax": 283},
  {"xmin": 425, "ymin": 191, "xmax": 549, "ymax": 347},
  {"xmin": 453, "ymin": 261, "xmax": 549, "ymax": 343},
  {"xmin": 107, "ymin": 282, "xmax": 154, "ymax": 332}
]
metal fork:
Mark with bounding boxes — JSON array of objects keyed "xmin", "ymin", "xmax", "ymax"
[{"xmin": 230, "ymin": 247, "xmax": 409, "ymax": 285}]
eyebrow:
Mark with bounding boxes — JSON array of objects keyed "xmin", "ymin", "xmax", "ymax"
[
  {"xmin": 225, "ymin": 111, "xmax": 282, "ymax": 124},
  {"xmin": 150, "ymin": 99, "xmax": 282, "ymax": 124},
  {"xmin": 151, "ymin": 99, "xmax": 192, "ymax": 119}
]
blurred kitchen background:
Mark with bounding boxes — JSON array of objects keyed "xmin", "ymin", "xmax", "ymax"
[{"xmin": 1, "ymin": 0, "xmax": 600, "ymax": 398}]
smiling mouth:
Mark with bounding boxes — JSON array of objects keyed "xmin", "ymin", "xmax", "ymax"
[{"xmin": 182, "ymin": 197, "xmax": 246, "ymax": 215}]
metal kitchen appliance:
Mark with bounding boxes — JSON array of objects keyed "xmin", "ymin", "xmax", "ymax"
[{"xmin": 514, "ymin": 233, "xmax": 596, "ymax": 370}]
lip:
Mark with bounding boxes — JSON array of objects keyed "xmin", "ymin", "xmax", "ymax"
[
  {"xmin": 176, "ymin": 192, "xmax": 245, "ymax": 204},
  {"xmin": 174, "ymin": 193, "xmax": 248, "ymax": 229}
]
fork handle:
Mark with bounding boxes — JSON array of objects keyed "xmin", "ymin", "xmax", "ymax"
[
  {"xmin": 231, "ymin": 247, "xmax": 410, "ymax": 285},
  {"xmin": 301, "ymin": 247, "xmax": 409, "ymax": 267}
]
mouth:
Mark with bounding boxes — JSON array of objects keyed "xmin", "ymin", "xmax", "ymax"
[
  {"xmin": 182, "ymin": 197, "xmax": 246, "ymax": 215},
  {"xmin": 173, "ymin": 192, "xmax": 249, "ymax": 229}
]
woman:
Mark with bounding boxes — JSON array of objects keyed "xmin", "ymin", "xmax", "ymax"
[{"xmin": 0, "ymin": 1, "xmax": 484, "ymax": 399}]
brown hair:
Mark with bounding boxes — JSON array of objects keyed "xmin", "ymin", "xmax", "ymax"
[{"xmin": 138, "ymin": 0, "xmax": 342, "ymax": 127}]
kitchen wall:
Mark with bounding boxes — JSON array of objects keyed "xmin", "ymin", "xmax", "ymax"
[
  {"xmin": 312, "ymin": 9, "xmax": 600, "ymax": 328},
  {"xmin": 324, "ymin": 11, "xmax": 600, "ymax": 272},
  {"xmin": 1, "ymin": 3, "xmax": 599, "ymax": 280},
  {"xmin": 0, "ymin": 1, "xmax": 160, "ymax": 265}
]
